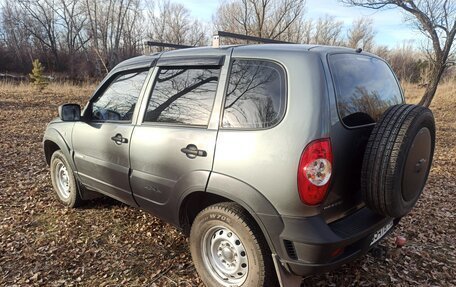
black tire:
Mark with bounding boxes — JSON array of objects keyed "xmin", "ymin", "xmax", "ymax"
[
  {"xmin": 50, "ymin": 150, "xmax": 83, "ymax": 208},
  {"xmin": 190, "ymin": 202, "xmax": 278, "ymax": 287},
  {"xmin": 361, "ymin": 104, "xmax": 435, "ymax": 218}
]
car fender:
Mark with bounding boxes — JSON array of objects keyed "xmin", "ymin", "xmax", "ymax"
[
  {"xmin": 179, "ymin": 172, "xmax": 285, "ymax": 255},
  {"xmin": 43, "ymin": 125, "xmax": 75, "ymax": 171}
]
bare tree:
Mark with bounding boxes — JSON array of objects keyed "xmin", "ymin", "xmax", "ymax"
[
  {"xmin": 0, "ymin": 0, "xmax": 212, "ymax": 78},
  {"xmin": 214, "ymin": 0, "xmax": 306, "ymax": 43},
  {"xmin": 298, "ymin": 19, "xmax": 314, "ymax": 43},
  {"xmin": 14, "ymin": 0, "xmax": 61, "ymax": 70},
  {"xmin": 347, "ymin": 17, "xmax": 376, "ymax": 51},
  {"xmin": 146, "ymin": 0, "xmax": 207, "ymax": 50},
  {"xmin": 121, "ymin": 1, "xmax": 144, "ymax": 56},
  {"xmin": 340, "ymin": 0, "xmax": 456, "ymax": 106},
  {"xmin": 386, "ymin": 40, "xmax": 424, "ymax": 83},
  {"xmin": 54, "ymin": 0, "xmax": 90, "ymax": 76},
  {"xmin": 1, "ymin": 2, "xmax": 34, "ymax": 71},
  {"xmin": 84, "ymin": 0, "xmax": 143, "ymax": 74},
  {"xmin": 373, "ymin": 44, "xmax": 390, "ymax": 59},
  {"xmin": 2, "ymin": 0, "xmax": 90, "ymax": 75},
  {"xmin": 312, "ymin": 15, "xmax": 344, "ymax": 45},
  {"xmin": 278, "ymin": 15, "xmax": 313, "ymax": 43}
]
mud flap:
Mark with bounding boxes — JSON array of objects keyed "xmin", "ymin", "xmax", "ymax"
[
  {"xmin": 77, "ymin": 181, "xmax": 102, "ymax": 200},
  {"xmin": 272, "ymin": 254, "xmax": 303, "ymax": 287}
]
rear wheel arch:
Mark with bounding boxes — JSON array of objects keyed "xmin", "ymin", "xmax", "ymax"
[
  {"xmin": 189, "ymin": 202, "xmax": 279, "ymax": 286},
  {"xmin": 179, "ymin": 191, "xmax": 233, "ymax": 235},
  {"xmin": 179, "ymin": 191, "xmax": 275, "ymax": 253},
  {"xmin": 179, "ymin": 173, "xmax": 284, "ymax": 256}
]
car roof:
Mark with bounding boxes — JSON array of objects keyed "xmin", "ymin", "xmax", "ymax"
[{"xmin": 113, "ymin": 44, "xmax": 371, "ymax": 71}]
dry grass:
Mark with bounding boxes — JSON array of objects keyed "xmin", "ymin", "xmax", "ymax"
[
  {"xmin": 402, "ymin": 81, "xmax": 456, "ymax": 105},
  {"xmin": 0, "ymin": 81, "xmax": 96, "ymax": 99}
]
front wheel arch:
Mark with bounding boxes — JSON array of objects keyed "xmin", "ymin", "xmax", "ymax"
[
  {"xmin": 44, "ymin": 140, "xmax": 60, "ymax": 165},
  {"xmin": 44, "ymin": 139, "xmax": 97, "ymax": 201},
  {"xmin": 50, "ymin": 149, "xmax": 83, "ymax": 207},
  {"xmin": 43, "ymin": 128, "xmax": 75, "ymax": 172}
]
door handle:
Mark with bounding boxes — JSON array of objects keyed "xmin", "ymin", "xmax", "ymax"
[
  {"xmin": 181, "ymin": 144, "xmax": 207, "ymax": 159},
  {"xmin": 111, "ymin": 133, "xmax": 128, "ymax": 145}
]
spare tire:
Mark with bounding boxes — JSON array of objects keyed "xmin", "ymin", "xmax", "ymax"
[{"xmin": 361, "ymin": 104, "xmax": 435, "ymax": 218}]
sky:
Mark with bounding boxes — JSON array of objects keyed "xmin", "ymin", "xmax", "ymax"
[{"xmin": 171, "ymin": 0, "xmax": 427, "ymax": 48}]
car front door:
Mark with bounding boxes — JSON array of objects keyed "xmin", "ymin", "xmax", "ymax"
[
  {"xmin": 129, "ymin": 54, "xmax": 229, "ymax": 223},
  {"xmin": 72, "ymin": 69, "xmax": 150, "ymax": 206}
]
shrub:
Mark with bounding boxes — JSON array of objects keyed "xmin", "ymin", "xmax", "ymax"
[{"xmin": 29, "ymin": 59, "xmax": 48, "ymax": 91}]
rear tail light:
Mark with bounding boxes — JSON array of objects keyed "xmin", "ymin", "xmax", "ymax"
[{"xmin": 297, "ymin": 138, "xmax": 333, "ymax": 205}]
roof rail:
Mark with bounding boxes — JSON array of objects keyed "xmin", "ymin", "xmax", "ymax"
[
  {"xmin": 144, "ymin": 41, "xmax": 194, "ymax": 53},
  {"xmin": 144, "ymin": 31, "xmax": 292, "ymax": 52},
  {"xmin": 144, "ymin": 41, "xmax": 194, "ymax": 49},
  {"xmin": 212, "ymin": 31, "xmax": 291, "ymax": 47}
]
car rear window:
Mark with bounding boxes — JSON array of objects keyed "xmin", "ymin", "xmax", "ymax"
[{"xmin": 329, "ymin": 54, "xmax": 403, "ymax": 127}]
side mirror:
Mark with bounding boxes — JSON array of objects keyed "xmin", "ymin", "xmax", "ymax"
[{"xmin": 58, "ymin": 104, "xmax": 81, "ymax": 121}]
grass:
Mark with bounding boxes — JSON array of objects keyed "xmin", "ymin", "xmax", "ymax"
[
  {"xmin": 0, "ymin": 81, "xmax": 96, "ymax": 99},
  {"xmin": 402, "ymin": 81, "xmax": 456, "ymax": 105}
]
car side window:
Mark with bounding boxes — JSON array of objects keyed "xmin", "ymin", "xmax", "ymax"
[
  {"xmin": 222, "ymin": 59, "xmax": 286, "ymax": 129},
  {"xmin": 91, "ymin": 70, "xmax": 149, "ymax": 122},
  {"xmin": 144, "ymin": 67, "xmax": 220, "ymax": 126}
]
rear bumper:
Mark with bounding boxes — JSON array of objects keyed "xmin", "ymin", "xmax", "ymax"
[{"xmin": 264, "ymin": 207, "xmax": 398, "ymax": 277}]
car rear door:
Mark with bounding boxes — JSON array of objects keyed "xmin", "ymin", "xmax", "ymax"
[
  {"xmin": 129, "ymin": 52, "xmax": 229, "ymax": 223},
  {"xmin": 323, "ymin": 53, "xmax": 404, "ymax": 222},
  {"xmin": 72, "ymin": 69, "xmax": 150, "ymax": 206}
]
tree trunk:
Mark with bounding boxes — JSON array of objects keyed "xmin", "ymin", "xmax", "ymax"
[{"xmin": 419, "ymin": 64, "xmax": 445, "ymax": 107}]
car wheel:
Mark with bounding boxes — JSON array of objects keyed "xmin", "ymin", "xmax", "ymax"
[
  {"xmin": 362, "ymin": 104, "xmax": 435, "ymax": 218},
  {"xmin": 190, "ymin": 202, "xmax": 277, "ymax": 287},
  {"xmin": 50, "ymin": 150, "xmax": 83, "ymax": 208}
]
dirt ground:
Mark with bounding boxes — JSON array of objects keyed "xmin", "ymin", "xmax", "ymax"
[{"xmin": 0, "ymin": 82, "xmax": 455, "ymax": 286}]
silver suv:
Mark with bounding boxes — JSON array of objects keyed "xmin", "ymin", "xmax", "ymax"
[{"xmin": 43, "ymin": 44, "xmax": 435, "ymax": 287}]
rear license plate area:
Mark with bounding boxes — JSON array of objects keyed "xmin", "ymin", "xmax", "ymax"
[{"xmin": 370, "ymin": 220, "xmax": 393, "ymax": 246}]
